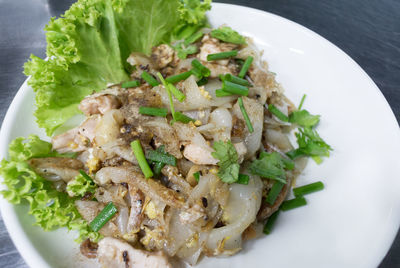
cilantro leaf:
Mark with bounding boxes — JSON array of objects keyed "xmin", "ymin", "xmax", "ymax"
[
  {"xmin": 287, "ymin": 127, "xmax": 332, "ymax": 164},
  {"xmin": 210, "ymin": 26, "xmax": 246, "ymax": 45},
  {"xmin": 249, "ymin": 152, "xmax": 286, "ymax": 183},
  {"xmin": 289, "ymin": 109, "xmax": 320, "ymax": 128},
  {"xmin": 173, "ymin": 42, "xmax": 198, "ymax": 59},
  {"xmin": 211, "ymin": 141, "xmax": 239, "ymax": 184}
]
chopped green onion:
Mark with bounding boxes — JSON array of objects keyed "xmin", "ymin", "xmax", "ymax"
[
  {"xmin": 79, "ymin": 170, "xmax": 94, "ymax": 181},
  {"xmin": 172, "ymin": 111, "xmax": 195, "ymax": 124},
  {"xmin": 121, "ymin": 80, "xmax": 140, "ymax": 88},
  {"xmin": 197, "ymin": 77, "xmax": 208, "ymax": 86},
  {"xmin": 139, "ymin": 107, "xmax": 168, "ymax": 117},
  {"xmin": 184, "ymin": 30, "xmax": 204, "ymax": 46},
  {"xmin": 207, "ymin": 50, "xmax": 238, "ymax": 61},
  {"xmin": 265, "ymin": 181, "xmax": 284, "ymax": 205},
  {"xmin": 89, "ymin": 202, "xmax": 118, "ymax": 232},
  {"xmin": 238, "ymin": 97, "xmax": 254, "ymax": 133},
  {"xmin": 238, "ymin": 56, "xmax": 253, "ymax": 78},
  {"xmin": 223, "ymin": 81, "xmax": 249, "ymax": 96},
  {"xmin": 280, "ymin": 196, "xmax": 307, "ymax": 211},
  {"xmin": 193, "ymin": 171, "xmax": 200, "ymax": 182},
  {"xmin": 191, "ymin": 59, "xmax": 211, "ymax": 77},
  {"xmin": 215, "ymin": 89, "xmax": 233, "ymax": 97},
  {"xmin": 131, "ymin": 140, "xmax": 154, "ymax": 178},
  {"xmin": 168, "ymin": 84, "xmax": 186, "ymax": 102},
  {"xmin": 268, "ymin": 104, "xmax": 289, "ymax": 122},
  {"xmin": 153, "ymin": 162, "xmax": 165, "ymax": 177},
  {"xmin": 141, "ymin": 71, "xmax": 159, "ymax": 87},
  {"xmin": 293, "ymin": 181, "xmax": 324, "ymax": 197},
  {"xmin": 298, "ymin": 94, "xmax": 307, "ymax": 110},
  {"xmin": 157, "ymin": 72, "xmax": 175, "ymax": 119},
  {"xmin": 220, "ymin": 73, "xmax": 250, "ymax": 87},
  {"xmin": 237, "ymin": 173, "xmax": 249, "ymax": 185},
  {"xmin": 165, "ymin": 71, "xmax": 192, "ymax": 84},
  {"xmin": 263, "ymin": 210, "xmax": 280, "ymax": 235},
  {"xmin": 146, "ymin": 150, "xmax": 177, "ymax": 166}
]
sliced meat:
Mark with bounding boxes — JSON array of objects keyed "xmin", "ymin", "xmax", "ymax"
[
  {"xmin": 52, "ymin": 115, "xmax": 100, "ymax": 153},
  {"xmin": 97, "ymin": 237, "xmax": 172, "ymax": 268},
  {"xmin": 79, "ymin": 94, "xmax": 121, "ymax": 116},
  {"xmin": 27, "ymin": 157, "xmax": 83, "ymax": 182},
  {"xmin": 151, "ymin": 44, "xmax": 175, "ymax": 69}
]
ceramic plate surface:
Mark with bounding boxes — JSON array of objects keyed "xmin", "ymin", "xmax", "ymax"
[{"xmin": 1, "ymin": 3, "xmax": 400, "ymax": 268}]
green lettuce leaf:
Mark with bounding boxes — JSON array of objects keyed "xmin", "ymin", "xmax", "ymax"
[
  {"xmin": 66, "ymin": 172, "xmax": 97, "ymax": 198},
  {"xmin": 210, "ymin": 26, "xmax": 246, "ymax": 44},
  {"xmin": 25, "ymin": 0, "xmax": 211, "ymax": 136},
  {"xmin": 0, "ymin": 135, "xmax": 100, "ymax": 242}
]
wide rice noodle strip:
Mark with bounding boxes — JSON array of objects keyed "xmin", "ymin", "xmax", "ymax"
[{"xmin": 205, "ymin": 172, "xmax": 263, "ymax": 256}]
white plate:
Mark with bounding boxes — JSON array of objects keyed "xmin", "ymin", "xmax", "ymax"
[{"xmin": 1, "ymin": 3, "xmax": 400, "ymax": 268}]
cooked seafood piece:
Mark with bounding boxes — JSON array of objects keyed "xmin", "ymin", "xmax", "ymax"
[
  {"xmin": 98, "ymin": 237, "xmax": 172, "ymax": 268},
  {"xmin": 28, "ymin": 157, "xmax": 83, "ymax": 182}
]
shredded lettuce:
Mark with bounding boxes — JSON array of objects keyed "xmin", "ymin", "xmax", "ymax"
[
  {"xmin": 0, "ymin": 135, "xmax": 100, "ymax": 242},
  {"xmin": 25, "ymin": 0, "xmax": 211, "ymax": 135}
]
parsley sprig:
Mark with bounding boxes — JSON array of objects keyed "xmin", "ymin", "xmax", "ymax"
[{"xmin": 249, "ymin": 152, "xmax": 287, "ymax": 184}]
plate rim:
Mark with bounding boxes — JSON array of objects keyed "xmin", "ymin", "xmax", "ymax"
[{"xmin": 0, "ymin": 3, "xmax": 399, "ymax": 268}]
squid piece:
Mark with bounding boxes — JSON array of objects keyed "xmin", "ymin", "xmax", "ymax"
[{"xmin": 27, "ymin": 157, "xmax": 83, "ymax": 182}]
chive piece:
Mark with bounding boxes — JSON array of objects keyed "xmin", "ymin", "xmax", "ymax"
[
  {"xmin": 215, "ymin": 89, "xmax": 233, "ymax": 97},
  {"xmin": 191, "ymin": 59, "xmax": 211, "ymax": 77},
  {"xmin": 141, "ymin": 71, "xmax": 159, "ymax": 86},
  {"xmin": 131, "ymin": 140, "xmax": 154, "ymax": 178},
  {"xmin": 237, "ymin": 173, "xmax": 249, "ymax": 185},
  {"xmin": 223, "ymin": 81, "xmax": 249, "ymax": 96},
  {"xmin": 238, "ymin": 56, "xmax": 254, "ymax": 78},
  {"xmin": 207, "ymin": 50, "xmax": 238, "ymax": 61},
  {"xmin": 153, "ymin": 162, "xmax": 165, "ymax": 177},
  {"xmin": 165, "ymin": 71, "xmax": 192, "ymax": 84},
  {"xmin": 193, "ymin": 171, "xmax": 200, "ymax": 182},
  {"xmin": 298, "ymin": 94, "xmax": 307, "ymax": 110},
  {"xmin": 89, "ymin": 202, "xmax": 118, "ymax": 232},
  {"xmin": 238, "ymin": 97, "xmax": 254, "ymax": 133},
  {"xmin": 221, "ymin": 73, "xmax": 250, "ymax": 87},
  {"xmin": 146, "ymin": 150, "xmax": 177, "ymax": 166},
  {"xmin": 173, "ymin": 111, "xmax": 195, "ymax": 124},
  {"xmin": 168, "ymin": 84, "xmax": 186, "ymax": 102},
  {"xmin": 197, "ymin": 77, "xmax": 208, "ymax": 86},
  {"xmin": 157, "ymin": 72, "xmax": 175, "ymax": 119},
  {"xmin": 139, "ymin": 107, "xmax": 168, "ymax": 117},
  {"xmin": 184, "ymin": 30, "xmax": 204, "ymax": 46},
  {"xmin": 268, "ymin": 104, "xmax": 289, "ymax": 122},
  {"xmin": 265, "ymin": 181, "xmax": 285, "ymax": 205},
  {"xmin": 293, "ymin": 181, "xmax": 324, "ymax": 197},
  {"xmin": 280, "ymin": 196, "xmax": 307, "ymax": 211},
  {"xmin": 121, "ymin": 80, "xmax": 140, "ymax": 88},
  {"xmin": 79, "ymin": 170, "xmax": 94, "ymax": 181},
  {"xmin": 263, "ymin": 210, "xmax": 280, "ymax": 235}
]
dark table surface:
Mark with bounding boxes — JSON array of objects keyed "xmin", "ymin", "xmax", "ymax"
[{"xmin": 0, "ymin": 0, "xmax": 399, "ymax": 267}]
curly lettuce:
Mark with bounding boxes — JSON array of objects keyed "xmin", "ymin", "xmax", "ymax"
[
  {"xmin": 0, "ymin": 135, "xmax": 100, "ymax": 242},
  {"xmin": 24, "ymin": 0, "xmax": 211, "ymax": 136}
]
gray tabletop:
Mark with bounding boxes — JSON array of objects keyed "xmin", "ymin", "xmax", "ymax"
[{"xmin": 0, "ymin": 0, "xmax": 399, "ymax": 267}]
